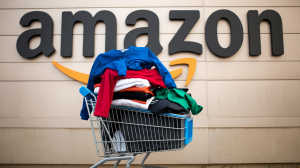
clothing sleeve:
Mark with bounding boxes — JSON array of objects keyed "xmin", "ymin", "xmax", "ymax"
[
  {"xmin": 146, "ymin": 48, "xmax": 177, "ymax": 88},
  {"xmin": 185, "ymin": 94, "xmax": 203, "ymax": 115},
  {"xmin": 80, "ymin": 93, "xmax": 97, "ymax": 120},
  {"xmin": 80, "ymin": 55, "xmax": 101, "ymax": 120},
  {"xmin": 94, "ymin": 69, "xmax": 119, "ymax": 118},
  {"xmin": 113, "ymin": 59, "xmax": 127, "ymax": 77}
]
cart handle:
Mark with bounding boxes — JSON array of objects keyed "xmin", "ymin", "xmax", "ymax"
[{"xmin": 79, "ymin": 86, "xmax": 92, "ymax": 97}]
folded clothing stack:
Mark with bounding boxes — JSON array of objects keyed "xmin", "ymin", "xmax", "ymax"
[
  {"xmin": 93, "ymin": 72, "xmax": 202, "ymax": 116},
  {"xmin": 91, "ymin": 67, "xmax": 169, "ymax": 118},
  {"xmin": 94, "ymin": 77, "xmax": 155, "ymax": 110}
]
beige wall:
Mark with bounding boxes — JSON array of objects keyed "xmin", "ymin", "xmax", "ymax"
[{"xmin": 0, "ymin": 0, "xmax": 299, "ymax": 165}]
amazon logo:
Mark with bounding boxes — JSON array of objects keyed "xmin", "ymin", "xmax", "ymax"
[
  {"xmin": 52, "ymin": 57, "xmax": 196, "ymax": 86},
  {"xmin": 17, "ymin": 9, "xmax": 284, "ymax": 85}
]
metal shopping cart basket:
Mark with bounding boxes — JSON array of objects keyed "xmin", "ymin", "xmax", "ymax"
[{"xmin": 80, "ymin": 86, "xmax": 193, "ymax": 168}]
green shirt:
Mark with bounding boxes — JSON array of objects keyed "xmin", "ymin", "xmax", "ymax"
[{"xmin": 155, "ymin": 88, "xmax": 203, "ymax": 115}]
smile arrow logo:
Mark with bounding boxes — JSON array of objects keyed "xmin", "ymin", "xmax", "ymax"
[{"xmin": 52, "ymin": 57, "xmax": 196, "ymax": 86}]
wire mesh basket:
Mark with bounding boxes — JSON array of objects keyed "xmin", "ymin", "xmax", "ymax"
[{"xmin": 80, "ymin": 86, "xmax": 193, "ymax": 168}]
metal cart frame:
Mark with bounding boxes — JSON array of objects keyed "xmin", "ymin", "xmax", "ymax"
[{"xmin": 80, "ymin": 86, "xmax": 193, "ymax": 168}]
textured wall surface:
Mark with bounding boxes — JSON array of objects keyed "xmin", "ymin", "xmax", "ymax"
[{"xmin": 0, "ymin": 0, "xmax": 299, "ymax": 165}]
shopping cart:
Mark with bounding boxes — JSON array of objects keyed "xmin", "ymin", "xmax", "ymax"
[{"xmin": 80, "ymin": 86, "xmax": 193, "ymax": 168}]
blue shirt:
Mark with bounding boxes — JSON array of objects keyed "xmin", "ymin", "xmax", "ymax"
[{"xmin": 80, "ymin": 46, "xmax": 177, "ymax": 120}]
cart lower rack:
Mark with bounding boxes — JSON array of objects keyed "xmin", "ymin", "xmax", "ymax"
[{"xmin": 80, "ymin": 86, "xmax": 193, "ymax": 168}]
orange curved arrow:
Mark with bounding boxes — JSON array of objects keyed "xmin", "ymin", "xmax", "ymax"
[
  {"xmin": 169, "ymin": 58, "xmax": 196, "ymax": 86},
  {"xmin": 170, "ymin": 68, "xmax": 183, "ymax": 79},
  {"xmin": 52, "ymin": 61, "xmax": 89, "ymax": 84},
  {"xmin": 52, "ymin": 58, "xmax": 195, "ymax": 85}
]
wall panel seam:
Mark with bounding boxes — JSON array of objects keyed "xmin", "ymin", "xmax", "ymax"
[
  {"xmin": 1, "ymin": 33, "xmax": 300, "ymax": 36},
  {"xmin": 0, "ymin": 59, "xmax": 298, "ymax": 63},
  {"xmin": 1, "ymin": 126, "xmax": 300, "ymax": 128},
  {"xmin": 206, "ymin": 79, "xmax": 300, "ymax": 81},
  {"xmin": 204, "ymin": 1, "xmax": 211, "ymax": 164},
  {"xmin": 0, "ymin": 61, "xmax": 207, "ymax": 63},
  {"xmin": 1, "ymin": 6, "xmax": 299, "ymax": 10},
  {"xmin": 208, "ymin": 117, "xmax": 300, "ymax": 118},
  {"xmin": 204, "ymin": 6, "xmax": 300, "ymax": 8},
  {"xmin": 0, "ymin": 6, "xmax": 205, "ymax": 10},
  {"xmin": 2, "ymin": 61, "xmax": 300, "ymax": 63},
  {"xmin": 206, "ymin": 61, "xmax": 300, "ymax": 62},
  {"xmin": 207, "ymin": 126, "xmax": 300, "ymax": 128},
  {"xmin": 0, "ymin": 80, "xmax": 208, "ymax": 82}
]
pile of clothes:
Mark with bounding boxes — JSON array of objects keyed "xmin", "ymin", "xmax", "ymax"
[
  {"xmin": 94, "ymin": 76, "xmax": 155, "ymax": 109},
  {"xmin": 80, "ymin": 46, "xmax": 203, "ymax": 120}
]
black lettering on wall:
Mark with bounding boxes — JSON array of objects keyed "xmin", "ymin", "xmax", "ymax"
[
  {"xmin": 16, "ymin": 11, "xmax": 55, "ymax": 59},
  {"xmin": 124, "ymin": 10, "xmax": 162, "ymax": 55},
  {"xmin": 247, "ymin": 10, "xmax": 284, "ymax": 56},
  {"xmin": 169, "ymin": 10, "xmax": 202, "ymax": 55},
  {"xmin": 61, "ymin": 10, "xmax": 117, "ymax": 57},
  {"xmin": 205, "ymin": 9, "xmax": 244, "ymax": 58}
]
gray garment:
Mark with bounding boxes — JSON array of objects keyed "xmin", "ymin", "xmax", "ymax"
[{"xmin": 112, "ymin": 130, "xmax": 127, "ymax": 152}]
